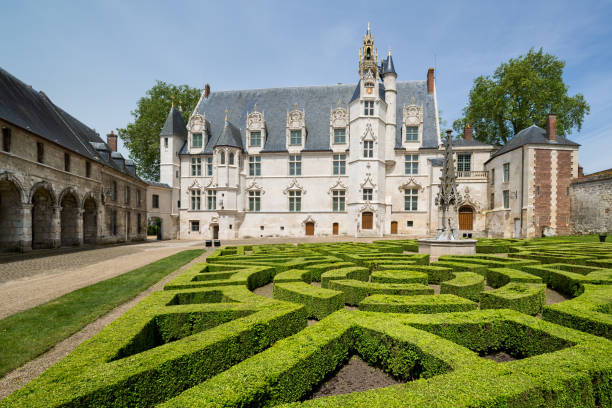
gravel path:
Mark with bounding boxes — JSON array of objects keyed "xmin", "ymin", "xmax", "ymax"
[
  {"xmin": 0, "ymin": 240, "xmax": 201, "ymax": 319},
  {"xmin": 0, "ymin": 249, "xmax": 211, "ymax": 400}
]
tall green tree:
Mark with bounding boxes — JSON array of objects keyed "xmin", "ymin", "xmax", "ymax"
[
  {"xmin": 118, "ymin": 81, "xmax": 201, "ymax": 181},
  {"xmin": 453, "ymin": 48, "xmax": 589, "ymax": 145}
]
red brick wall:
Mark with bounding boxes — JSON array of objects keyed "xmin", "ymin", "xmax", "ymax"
[
  {"xmin": 556, "ymin": 150, "xmax": 572, "ymax": 235},
  {"xmin": 534, "ymin": 149, "xmax": 551, "ymax": 234}
]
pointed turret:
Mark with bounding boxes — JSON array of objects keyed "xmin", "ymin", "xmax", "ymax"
[
  {"xmin": 160, "ymin": 105, "xmax": 187, "ymax": 138},
  {"xmin": 215, "ymin": 111, "xmax": 244, "ymax": 150},
  {"xmin": 380, "ymin": 49, "xmax": 396, "ymax": 76}
]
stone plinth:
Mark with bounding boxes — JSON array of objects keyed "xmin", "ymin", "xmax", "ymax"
[{"xmin": 418, "ymin": 238, "xmax": 477, "ymax": 257}]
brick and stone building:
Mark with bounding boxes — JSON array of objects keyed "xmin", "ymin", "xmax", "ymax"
[{"xmin": 0, "ymin": 67, "xmax": 148, "ymax": 251}]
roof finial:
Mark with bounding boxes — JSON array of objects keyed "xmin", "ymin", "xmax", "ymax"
[
  {"xmin": 253, "ymin": 103, "xmax": 258, "ymax": 112},
  {"xmin": 224, "ymin": 108, "xmax": 228, "ymax": 121},
  {"xmin": 337, "ymin": 99, "xmax": 342, "ymax": 107},
  {"xmin": 171, "ymin": 95, "xmax": 175, "ymax": 107},
  {"xmin": 388, "ymin": 47, "xmax": 391, "ymax": 57},
  {"xmin": 293, "ymin": 103, "xmax": 298, "ymax": 110},
  {"xmin": 367, "ymin": 22, "xmax": 370, "ymax": 33}
]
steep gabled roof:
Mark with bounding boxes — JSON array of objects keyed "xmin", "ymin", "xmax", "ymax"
[
  {"xmin": 160, "ymin": 106, "xmax": 188, "ymax": 138},
  {"xmin": 380, "ymin": 55, "xmax": 396, "ymax": 75},
  {"xmin": 453, "ymin": 137, "xmax": 493, "ymax": 148},
  {"xmin": 215, "ymin": 120, "xmax": 244, "ymax": 150}
]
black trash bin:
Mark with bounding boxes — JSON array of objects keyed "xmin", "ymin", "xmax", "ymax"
[
  {"xmin": 600, "ymin": 235, "xmax": 607, "ymax": 243},
  {"xmin": 205, "ymin": 240, "xmax": 212, "ymax": 247},
  {"xmin": 214, "ymin": 240, "xmax": 221, "ymax": 247},
  {"xmin": 467, "ymin": 233, "xmax": 473, "ymax": 238}
]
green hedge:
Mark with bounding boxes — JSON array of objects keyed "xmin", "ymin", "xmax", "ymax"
[
  {"xmin": 521, "ymin": 263, "xmax": 612, "ymax": 297},
  {"xmin": 486, "ymin": 267, "xmax": 543, "ymax": 288},
  {"xmin": 328, "ymin": 279, "xmax": 433, "ymax": 305},
  {"xmin": 370, "ymin": 270, "xmax": 428, "ymax": 284},
  {"xmin": 274, "ymin": 269, "xmax": 312, "ymax": 284},
  {"xmin": 439, "ymin": 272, "xmax": 484, "ymax": 301},
  {"xmin": 359, "ymin": 294, "xmax": 477, "ymax": 313},
  {"xmin": 273, "ymin": 282, "xmax": 344, "ymax": 320},
  {"xmin": 305, "ymin": 262, "xmax": 355, "ymax": 281},
  {"xmin": 480, "ymin": 283, "xmax": 546, "ymax": 315},
  {"xmin": 320, "ymin": 266, "xmax": 369, "ymax": 288}
]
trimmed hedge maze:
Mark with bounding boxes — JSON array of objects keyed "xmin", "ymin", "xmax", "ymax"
[{"xmin": 2, "ymin": 238, "xmax": 612, "ymax": 407}]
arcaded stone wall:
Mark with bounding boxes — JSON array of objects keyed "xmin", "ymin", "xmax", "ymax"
[{"xmin": 570, "ymin": 176, "xmax": 612, "ymax": 234}]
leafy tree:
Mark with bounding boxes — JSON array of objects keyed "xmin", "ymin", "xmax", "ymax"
[
  {"xmin": 453, "ymin": 48, "xmax": 589, "ymax": 145},
  {"xmin": 118, "ymin": 81, "xmax": 201, "ymax": 181}
]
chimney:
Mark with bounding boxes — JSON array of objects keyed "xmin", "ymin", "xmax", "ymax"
[
  {"xmin": 464, "ymin": 123, "xmax": 473, "ymax": 141},
  {"xmin": 107, "ymin": 130, "xmax": 117, "ymax": 152},
  {"xmin": 204, "ymin": 83, "xmax": 210, "ymax": 99},
  {"xmin": 427, "ymin": 68, "xmax": 435, "ymax": 94},
  {"xmin": 546, "ymin": 114, "xmax": 556, "ymax": 142},
  {"xmin": 578, "ymin": 165, "xmax": 584, "ymax": 178}
]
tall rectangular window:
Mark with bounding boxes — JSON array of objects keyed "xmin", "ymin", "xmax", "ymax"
[
  {"xmin": 503, "ymin": 163, "xmax": 510, "ymax": 182},
  {"xmin": 207, "ymin": 190, "xmax": 216, "ymax": 210},
  {"xmin": 192, "ymin": 133, "xmax": 203, "ymax": 148},
  {"xmin": 404, "ymin": 154, "xmax": 418, "ymax": 175},
  {"xmin": 333, "ymin": 154, "xmax": 346, "ymax": 175},
  {"xmin": 86, "ymin": 161, "xmax": 91, "ymax": 178},
  {"xmin": 249, "ymin": 156, "xmax": 261, "ymax": 176},
  {"xmin": 136, "ymin": 190, "xmax": 141, "ymax": 207},
  {"xmin": 250, "ymin": 131, "xmax": 261, "ymax": 147},
  {"xmin": 125, "ymin": 186, "xmax": 130, "ymax": 204},
  {"xmin": 190, "ymin": 220, "xmax": 200, "ymax": 232},
  {"xmin": 363, "ymin": 140, "xmax": 373, "ymax": 158},
  {"xmin": 248, "ymin": 191, "xmax": 261, "ymax": 212},
  {"xmin": 503, "ymin": 190, "xmax": 510, "ymax": 209},
  {"xmin": 491, "ymin": 168, "xmax": 495, "ymax": 185},
  {"xmin": 333, "ymin": 128, "xmax": 346, "ymax": 144},
  {"xmin": 137, "ymin": 213, "xmax": 142, "ymax": 234},
  {"xmin": 405, "ymin": 126, "xmax": 418, "ymax": 142},
  {"xmin": 364, "ymin": 101, "xmax": 374, "ymax": 116},
  {"xmin": 289, "ymin": 155, "xmax": 302, "ymax": 176},
  {"xmin": 457, "ymin": 154, "xmax": 471, "ymax": 172},
  {"xmin": 164, "ymin": 137, "xmax": 168, "ymax": 148},
  {"xmin": 1, "ymin": 128, "xmax": 10, "ymax": 152},
  {"xmin": 289, "ymin": 190, "xmax": 301, "ymax": 212},
  {"xmin": 404, "ymin": 188, "xmax": 418, "ymax": 211},
  {"xmin": 191, "ymin": 157, "xmax": 202, "ymax": 176},
  {"xmin": 152, "ymin": 194, "xmax": 159, "ymax": 209},
  {"xmin": 64, "ymin": 153, "xmax": 71, "ymax": 172},
  {"xmin": 290, "ymin": 130, "xmax": 302, "ymax": 145},
  {"xmin": 37, "ymin": 142, "xmax": 44, "ymax": 163},
  {"xmin": 191, "ymin": 190, "xmax": 201, "ymax": 210},
  {"xmin": 332, "ymin": 190, "xmax": 345, "ymax": 212},
  {"xmin": 490, "ymin": 193, "xmax": 494, "ymax": 210},
  {"xmin": 363, "ymin": 188, "xmax": 373, "ymax": 201},
  {"xmin": 207, "ymin": 157, "xmax": 213, "ymax": 176}
]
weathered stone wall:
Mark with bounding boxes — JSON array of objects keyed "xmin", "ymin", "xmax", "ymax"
[{"xmin": 570, "ymin": 176, "xmax": 612, "ymax": 234}]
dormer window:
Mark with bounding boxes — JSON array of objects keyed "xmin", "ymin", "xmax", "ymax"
[
  {"xmin": 402, "ymin": 104, "xmax": 423, "ymax": 145},
  {"xmin": 290, "ymin": 130, "xmax": 302, "ymax": 145},
  {"xmin": 247, "ymin": 107, "xmax": 266, "ymax": 150},
  {"xmin": 364, "ymin": 101, "xmax": 374, "ymax": 116},
  {"xmin": 192, "ymin": 133, "xmax": 202, "ymax": 148},
  {"xmin": 250, "ymin": 131, "xmax": 261, "ymax": 147},
  {"xmin": 405, "ymin": 126, "xmax": 418, "ymax": 142},
  {"xmin": 333, "ymin": 128, "xmax": 346, "ymax": 144}
]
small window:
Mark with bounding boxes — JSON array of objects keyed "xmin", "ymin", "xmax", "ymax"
[
  {"xmin": 289, "ymin": 155, "xmax": 301, "ymax": 176},
  {"xmin": 248, "ymin": 190, "xmax": 261, "ymax": 212},
  {"xmin": 404, "ymin": 188, "xmax": 418, "ymax": 211},
  {"xmin": 457, "ymin": 154, "xmax": 471, "ymax": 172},
  {"xmin": 333, "ymin": 128, "xmax": 346, "ymax": 144},
  {"xmin": 136, "ymin": 190, "xmax": 141, "ymax": 207},
  {"xmin": 363, "ymin": 140, "xmax": 374, "ymax": 158},
  {"xmin": 64, "ymin": 153, "xmax": 71, "ymax": 172},
  {"xmin": 112, "ymin": 181, "xmax": 118, "ymax": 201},
  {"xmin": 86, "ymin": 161, "xmax": 91, "ymax": 178},
  {"xmin": 407, "ymin": 221, "xmax": 414, "ymax": 227},
  {"xmin": 405, "ymin": 126, "xmax": 418, "ymax": 142},
  {"xmin": 152, "ymin": 194, "xmax": 159, "ymax": 209},
  {"xmin": 191, "ymin": 190, "xmax": 201, "ymax": 210},
  {"xmin": 137, "ymin": 213, "xmax": 142, "ymax": 234},
  {"xmin": 491, "ymin": 168, "xmax": 495, "ymax": 185},
  {"xmin": 249, "ymin": 156, "xmax": 261, "ymax": 176},
  {"xmin": 503, "ymin": 190, "xmax": 510, "ymax": 209},
  {"xmin": 290, "ymin": 130, "xmax": 302, "ymax": 145},
  {"xmin": 176, "ymin": 170, "xmax": 179, "ymax": 178},
  {"xmin": 191, "ymin": 158, "xmax": 202, "ymax": 176},
  {"xmin": 490, "ymin": 193, "xmax": 495, "ymax": 210},
  {"xmin": 164, "ymin": 137, "xmax": 168, "ymax": 148},
  {"xmin": 2, "ymin": 127, "xmax": 10, "ymax": 152},
  {"xmin": 404, "ymin": 154, "xmax": 418, "ymax": 175},
  {"xmin": 260, "ymin": 225, "xmax": 264, "ymax": 231},
  {"xmin": 250, "ymin": 131, "xmax": 261, "ymax": 147},
  {"xmin": 229, "ymin": 152, "xmax": 235, "ymax": 165},
  {"xmin": 364, "ymin": 101, "xmax": 374, "ymax": 116},
  {"xmin": 332, "ymin": 190, "xmax": 345, "ymax": 212},
  {"xmin": 125, "ymin": 186, "xmax": 130, "ymax": 205},
  {"xmin": 503, "ymin": 163, "xmax": 510, "ymax": 182},
  {"xmin": 363, "ymin": 188, "xmax": 373, "ymax": 201},
  {"xmin": 536, "ymin": 186, "xmax": 540, "ymax": 196},
  {"xmin": 207, "ymin": 157, "xmax": 213, "ymax": 176},
  {"xmin": 37, "ymin": 142, "xmax": 44, "ymax": 163},
  {"xmin": 220, "ymin": 152, "xmax": 225, "ymax": 165},
  {"xmin": 192, "ymin": 133, "xmax": 203, "ymax": 148},
  {"xmin": 333, "ymin": 154, "xmax": 346, "ymax": 175},
  {"xmin": 207, "ymin": 190, "xmax": 217, "ymax": 210},
  {"xmin": 289, "ymin": 190, "xmax": 301, "ymax": 212},
  {"xmin": 190, "ymin": 220, "xmax": 200, "ymax": 232}
]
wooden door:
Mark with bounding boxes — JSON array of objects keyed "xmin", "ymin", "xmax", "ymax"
[
  {"xmin": 213, "ymin": 225, "xmax": 219, "ymax": 239},
  {"xmin": 458, "ymin": 206, "xmax": 473, "ymax": 230},
  {"xmin": 362, "ymin": 212, "xmax": 373, "ymax": 230},
  {"xmin": 305, "ymin": 222, "xmax": 315, "ymax": 236},
  {"xmin": 332, "ymin": 222, "xmax": 339, "ymax": 235},
  {"xmin": 390, "ymin": 221, "xmax": 398, "ymax": 234}
]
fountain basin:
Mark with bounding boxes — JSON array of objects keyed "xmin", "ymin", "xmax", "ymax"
[{"xmin": 418, "ymin": 238, "xmax": 477, "ymax": 256}]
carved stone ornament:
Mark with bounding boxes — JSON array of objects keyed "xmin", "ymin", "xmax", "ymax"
[
  {"xmin": 402, "ymin": 104, "xmax": 423, "ymax": 126},
  {"xmin": 301, "ymin": 215, "xmax": 316, "ymax": 226},
  {"xmin": 459, "ymin": 186, "xmax": 481, "ymax": 211},
  {"xmin": 211, "ymin": 216, "xmax": 219, "ymax": 224},
  {"xmin": 287, "ymin": 108, "xmax": 305, "ymax": 129},
  {"xmin": 358, "ymin": 202, "xmax": 376, "ymax": 213},
  {"xmin": 330, "ymin": 106, "xmax": 348, "ymax": 128},
  {"xmin": 398, "ymin": 177, "xmax": 424, "ymax": 192},
  {"xmin": 327, "ymin": 178, "xmax": 348, "ymax": 195},
  {"xmin": 187, "ymin": 113, "xmax": 206, "ymax": 133},
  {"xmin": 245, "ymin": 180, "xmax": 265, "ymax": 195},
  {"xmin": 361, "ymin": 122, "xmax": 376, "ymax": 141},
  {"xmin": 283, "ymin": 178, "xmax": 306, "ymax": 195},
  {"xmin": 187, "ymin": 180, "xmax": 203, "ymax": 192},
  {"xmin": 360, "ymin": 173, "xmax": 377, "ymax": 189},
  {"xmin": 246, "ymin": 109, "xmax": 265, "ymax": 131},
  {"xmin": 203, "ymin": 177, "xmax": 217, "ymax": 189}
]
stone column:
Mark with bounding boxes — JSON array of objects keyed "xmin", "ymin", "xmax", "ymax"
[
  {"xmin": 76, "ymin": 208, "xmax": 84, "ymax": 246},
  {"xmin": 18, "ymin": 204, "xmax": 33, "ymax": 252},
  {"xmin": 51, "ymin": 205, "xmax": 61, "ymax": 248}
]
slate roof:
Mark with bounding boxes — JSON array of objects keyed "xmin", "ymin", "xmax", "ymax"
[
  {"xmin": 0, "ymin": 67, "xmax": 142, "ymax": 182},
  {"xmin": 181, "ymin": 79, "xmax": 439, "ymax": 155},
  {"xmin": 380, "ymin": 55, "xmax": 396, "ymax": 75},
  {"xmin": 452, "ymin": 137, "xmax": 493, "ymax": 148},
  {"xmin": 216, "ymin": 121, "xmax": 244, "ymax": 149},
  {"xmin": 488, "ymin": 124, "xmax": 580, "ymax": 162},
  {"xmin": 160, "ymin": 106, "xmax": 188, "ymax": 138},
  {"xmin": 146, "ymin": 180, "xmax": 172, "ymax": 189}
]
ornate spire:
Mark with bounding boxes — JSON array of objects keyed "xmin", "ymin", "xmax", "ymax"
[
  {"xmin": 359, "ymin": 23, "xmax": 378, "ymax": 78},
  {"xmin": 435, "ymin": 130, "xmax": 462, "ymax": 240}
]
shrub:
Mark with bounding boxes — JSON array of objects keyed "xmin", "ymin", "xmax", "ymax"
[
  {"xmin": 273, "ymin": 282, "xmax": 344, "ymax": 320},
  {"xmin": 439, "ymin": 272, "xmax": 484, "ymax": 301},
  {"xmin": 370, "ymin": 270, "xmax": 428, "ymax": 284},
  {"xmin": 480, "ymin": 283, "xmax": 546, "ymax": 315},
  {"xmin": 359, "ymin": 294, "xmax": 478, "ymax": 313},
  {"xmin": 328, "ymin": 280, "xmax": 433, "ymax": 305},
  {"xmin": 320, "ymin": 266, "xmax": 369, "ymax": 288}
]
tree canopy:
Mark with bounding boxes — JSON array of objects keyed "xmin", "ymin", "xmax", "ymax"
[
  {"xmin": 453, "ymin": 48, "xmax": 589, "ymax": 145},
  {"xmin": 118, "ymin": 81, "xmax": 201, "ymax": 181}
]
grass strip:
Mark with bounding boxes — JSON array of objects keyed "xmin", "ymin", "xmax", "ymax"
[{"xmin": 0, "ymin": 249, "xmax": 204, "ymax": 376}]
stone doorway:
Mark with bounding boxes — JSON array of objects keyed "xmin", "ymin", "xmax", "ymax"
[
  {"xmin": 390, "ymin": 221, "xmax": 398, "ymax": 234},
  {"xmin": 305, "ymin": 222, "xmax": 315, "ymax": 236},
  {"xmin": 83, "ymin": 197, "xmax": 97, "ymax": 244},
  {"xmin": 0, "ymin": 179, "xmax": 23, "ymax": 251},
  {"xmin": 332, "ymin": 222, "xmax": 339, "ymax": 235},
  {"xmin": 31, "ymin": 186, "xmax": 55, "ymax": 249},
  {"xmin": 212, "ymin": 224, "xmax": 219, "ymax": 240},
  {"xmin": 458, "ymin": 206, "xmax": 473, "ymax": 230},
  {"xmin": 362, "ymin": 212, "xmax": 373, "ymax": 230},
  {"xmin": 60, "ymin": 192, "xmax": 80, "ymax": 246}
]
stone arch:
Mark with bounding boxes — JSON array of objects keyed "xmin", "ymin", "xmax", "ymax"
[
  {"xmin": 0, "ymin": 175, "xmax": 25, "ymax": 250},
  {"xmin": 0, "ymin": 171, "xmax": 27, "ymax": 203},
  {"xmin": 83, "ymin": 193, "xmax": 98, "ymax": 244},
  {"xmin": 31, "ymin": 183, "xmax": 57, "ymax": 249},
  {"xmin": 60, "ymin": 189, "xmax": 80, "ymax": 246}
]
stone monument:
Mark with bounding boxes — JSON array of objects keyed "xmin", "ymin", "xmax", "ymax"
[{"xmin": 418, "ymin": 130, "xmax": 477, "ymax": 256}]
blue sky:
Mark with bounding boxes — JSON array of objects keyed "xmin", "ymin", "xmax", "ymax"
[{"xmin": 1, "ymin": 0, "xmax": 611, "ymax": 173}]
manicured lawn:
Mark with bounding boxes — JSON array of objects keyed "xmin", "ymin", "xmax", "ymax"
[{"xmin": 0, "ymin": 249, "xmax": 204, "ymax": 376}]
